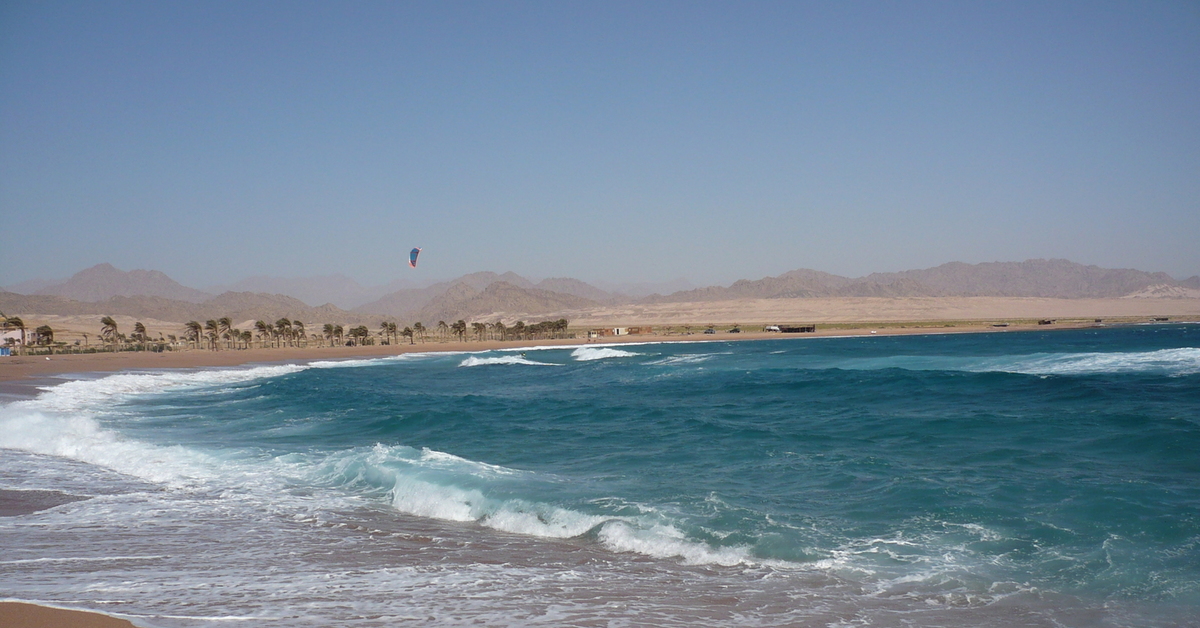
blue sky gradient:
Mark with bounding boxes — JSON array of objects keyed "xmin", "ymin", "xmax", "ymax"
[{"xmin": 2, "ymin": 1, "xmax": 1197, "ymax": 288}]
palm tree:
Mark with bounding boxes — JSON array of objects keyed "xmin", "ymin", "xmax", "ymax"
[
  {"xmin": 412, "ymin": 322, "xmax": 426, "ymax": 344},
  {"xmin": 132, "ymin": 322, "xmax": 147, "ymax": 349},
  {"xmin": 275, "ymin": 318, "xmax": 292, "ymax": 347},
  {"xmin": 381, "ymin": 321, "xmax": 394, "ymax": 345},
  {"xmin": 34, "ymin": 325, "xmax": 53, "ymax": 346},
  {"xmin": 472, "ymin": 322, "xmax": 486, "ymax": 341},
  {"xmin": 292, "ymin": 321, "xmax": 306, "ymax": 347},
  {"xmin": 511, "ymin": 320, "xmax": 526, "ymax": 340},
  {"xmin": 451, "ymin": 320, "xmax": 467, "ymax": 342},
  {"xmin": 253, "ymin": 321, "xmax": 271, "ymax": 348},
  {"xmin": 401, "ymin": 326, "xmax": 415, "ymax": 345},
  {"xmin": 218, "ymin": 317, "xmax": 233, "ymax": 349},
  {"xmin": 100, "ymin": 316, "xmax": 119, "ymax": 351},
  {"xmin": 184, "ymin": 321, "xmax": 202, "ymax": 349},
  {"xmin": 204, "ymin": 319, "xmax": 222, "ymax": 350},
  {"xmin": 322, "ymin": 323, "xmax": 334, "ymax": 347},
  {"xmin": 2, "ymin": 313, "xmax": 25, "ymax": 355},
  {"xmin": 348, "ymin": 325, "xmax": 370, "ymax": 346},
  {"xmin": 437, "ymin": 320, "xmax": 449, "ymax": 342}
]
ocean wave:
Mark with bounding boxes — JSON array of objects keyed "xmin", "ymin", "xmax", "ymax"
[
  {"xmin": 458, "ymin": 355, "xmax": 558, "ymax": 367},
  {"xmin": 983, "ymin": 347, "xmax": 1200, "ymax": 376},
  {"xmin": 23, "ymin": 364, "xmax": 309, "ymax": 415},
  {"xmin": 646, "ymin": 354, "xmax": 714, "ymax": 366},
  {"xmin": 0, "ymin": 405, "xmax": 220, "ymax": 486},
  {"xmin": 841, "ymin": 347, "xmax": 1200, "ymax": 377},
  {"xmin": 300, "ymin": 443, "xmax": 773, "ymax": 566},
  {"xmin": 570, "ymin": 347, "xmax": 639, "ymax": 361}
]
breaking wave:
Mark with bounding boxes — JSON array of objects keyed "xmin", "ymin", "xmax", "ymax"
[
  {"xmin": 983, "ymin": 347, "xmax": 1200, "ymax": 376},
  {"xmin": 459, "ymin": 355, "xmax": 558, "ymax": 367},
  {"xmin": 570, "ymin": 347, "xmax": 639, "ymax": 361}
]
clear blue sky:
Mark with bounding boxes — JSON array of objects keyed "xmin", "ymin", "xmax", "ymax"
[{"xmin": 2, "ymin": 1, "xmax": 1198, "ymax": 288}]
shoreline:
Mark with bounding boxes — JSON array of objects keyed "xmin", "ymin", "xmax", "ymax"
[
  {"xmin": 3, "ymin": 318, "xmax": 1182, "ymax": 386},
  {"xmin": 0, "ymin": 602, "xmax": 138, "ymax": 628}
]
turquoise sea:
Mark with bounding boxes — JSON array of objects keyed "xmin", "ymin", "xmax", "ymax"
[{"xmin": 2, "ymin": 324, "xmax": 1198, "ymax": 627}]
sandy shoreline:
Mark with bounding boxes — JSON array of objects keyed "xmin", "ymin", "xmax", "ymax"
[
  {"xmin": 0, "ymin": 602, "xmax": 138, "ymax": 628},
  {"xmin": 5, "ymin": 317, "xmax": 1189, "ymax": 385}
]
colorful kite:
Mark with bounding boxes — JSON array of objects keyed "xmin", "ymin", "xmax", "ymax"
[{"xmin": 409, "ymin": 247, "xmax": 422, "ymax": 268}]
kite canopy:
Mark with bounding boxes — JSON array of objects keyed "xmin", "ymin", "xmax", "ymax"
[{"xmin": 409, "ymin": 247, "xmax": 422, "ymax": 268}]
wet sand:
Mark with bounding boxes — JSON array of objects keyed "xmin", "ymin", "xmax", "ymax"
[{"xmin": 0, "ymin": 602, "xmax": 138, "ymax": 628}]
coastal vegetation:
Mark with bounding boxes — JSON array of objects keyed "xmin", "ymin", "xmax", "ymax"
[{"xmin": 0, "ymin": 314, "xmax": 576, "ymax": 355}]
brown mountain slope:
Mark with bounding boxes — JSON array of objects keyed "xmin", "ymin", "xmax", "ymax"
[
  {"xmin": 643, "ymin": 268, "xmax": 857, "ymax": 302},
  {"xmin": 354, "ymin": 271, "xmax": 538, "ymax": 318},
  {"xmin": 35, "ymin": 263, "xmax": 213, "ymax": 303},
  {"xmin": 534, "ymin": 277, "xmax": 618, "ymax": 302},
  {"xmin": 646, "ymin": 259, "xmax": 1190, "ymax": 302},
  {"xmin": 862, "ymin": 259, "xmax": 1180, "ymax": 298},
  {"xmin": 411, "ymin": 281, "xmax": 597, "ymax": 324}
]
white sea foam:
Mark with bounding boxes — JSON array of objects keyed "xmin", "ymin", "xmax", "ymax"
[
  {"xmin": 597, "ymin": 520, "xmax": 757, "ymax": 566},
  {"xmin": 570, "ymin": 347, "xmax": 639, "ymax": 361},
  {"xmin": 646, "ymin": 354, "xmax": 714, "ymax": 366},
  {"xmin": 986, "ymin": 347, "xmax": 1200, "ymax": 376},
  {"xmin": 24, "ymin": 364, "xmax": 309, "ymax": 415},
  {"xmin": 0, "ymin": 406, "xmax": 219, "ymax": 486},
  {"xmin": 458, "ymin": 355, "xmax": 558, "ymax": 367}
]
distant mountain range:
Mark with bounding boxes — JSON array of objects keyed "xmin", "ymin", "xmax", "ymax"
[
  {"xmin": 643, "ymin": 260, "xmax": 1200, "ymax": 302},
  {"xmin": 24, "ymin": 263, "xmax": 213, "ymax": 303},
  {"xmin": 2, "ymin": 260, "xmax": 1197, "ymax": 326}
]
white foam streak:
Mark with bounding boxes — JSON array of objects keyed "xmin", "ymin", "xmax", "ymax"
[
  {"xmin": 647, "ymin": 354, "xmax": 713, "ymax": 366},
  {"xmin": 0, "ymin": 408, "xmax": 217, "ymax": 486},
  {"xmin": 25, "ymin": 364, "xmax": 309, "ymax": 415},
  {"xmin": 459, "ymin": 355, "xmax": 557, "ymax": 367},
  {"xmin": 987, "ymin": 347, "xmax": 1200, "ymax": 376},
  {"xmin": 570, "ymin": 347, "xmax": 639, "ymax": 361},
  {"xmin": 598, "ymin": 521, "xmax": 755, "ymax": 566}
]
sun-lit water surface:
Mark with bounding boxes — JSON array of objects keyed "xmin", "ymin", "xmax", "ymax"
[{"xmin": 2, "ymin": 325, "xmax": 1198, "ymax": 627}]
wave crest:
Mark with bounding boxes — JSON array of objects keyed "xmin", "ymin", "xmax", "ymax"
[
  {"xmin": 459, "ymin": 356, "xmax": 558, "ymax": 367},
  {"xmin": 570, "ymin": 347, "xmax": 639, "ymax": 361}
]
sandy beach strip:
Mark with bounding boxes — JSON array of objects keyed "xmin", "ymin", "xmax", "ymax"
[
  {"xmin": 0, "ymin": 602, "xmax": 138, "ymax": 628},
  {"xmin": 2, "ymin": 317, "xmax": 1179, "ymax": 385}
]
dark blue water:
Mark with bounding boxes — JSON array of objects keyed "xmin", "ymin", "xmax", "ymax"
[{"xmin": 3, "ymin": 325, "xmax": 1198, "ymax": 626}]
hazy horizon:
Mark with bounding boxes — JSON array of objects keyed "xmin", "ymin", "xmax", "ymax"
[
  {"xmin": 3, "ymin": 2, "xmax": 1198, "ymax": 288},
  {"xmin": 4, "ymin": 257, "xmax": 1196, "ymax": 303}
]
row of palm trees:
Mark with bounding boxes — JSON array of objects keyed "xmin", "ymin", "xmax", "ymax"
[
  {"xmin": 171, "ymin": 316, "xmax": 573, "ymax": 350},
  {"xmin": 1, "ymin": 313, "xmax": 575, "ymax": 355}
]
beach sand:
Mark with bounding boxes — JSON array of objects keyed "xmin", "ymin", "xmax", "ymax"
[
  {"xmin": 0, "ymin": 602, "xmax": 137, "ymax": 628},
  {"xmin": 6, "ymin": 292, "xmax": 1200, "ymax": 385},
  {"xmin": 4, "ymin": 316, "xmax": 1192, "ymax": 385}
]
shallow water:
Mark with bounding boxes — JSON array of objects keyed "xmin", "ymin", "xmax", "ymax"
[{"xmin": 2, "ymin": 325, "xmax": 1198, "ymax": 626}]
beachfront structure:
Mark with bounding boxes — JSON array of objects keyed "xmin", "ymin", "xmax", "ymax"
[{"xmin": 591, "ymin": 327, "xmax": 629, "ymax": 337}]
